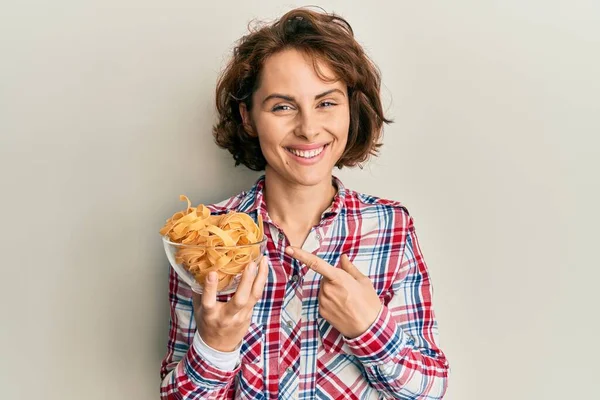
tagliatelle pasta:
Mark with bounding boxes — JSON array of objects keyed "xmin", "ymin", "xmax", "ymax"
[{"xmin": 160, "ymin": 195, "xmax": 264, "ymax": 291}]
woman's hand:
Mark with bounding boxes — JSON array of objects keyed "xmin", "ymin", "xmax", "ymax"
[
  {"xmin": 192, "ymin": 256, "xmax": 269, "ymax": 352},
  {"xmin": 285, "ymin": 247, "xmax": 382, "ymax": 339}
]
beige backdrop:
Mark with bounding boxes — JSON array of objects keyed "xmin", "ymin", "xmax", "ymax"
[{"xmin": 1, "ymin": 1, "xmax": 598, "ymax": 399}]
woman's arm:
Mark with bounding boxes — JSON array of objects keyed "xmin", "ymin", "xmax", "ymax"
[
  {"xmin": 159, "ymin": 268, "xmax": 239, "ymax": 399},
  {"xmin": 343, "ymin": 216, "xmax": 450, "ymax": 399}
]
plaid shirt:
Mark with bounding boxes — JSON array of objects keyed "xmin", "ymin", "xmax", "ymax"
[{"xmin": 160, "ymin": 175, "xmax": 449, "ymax": 399}]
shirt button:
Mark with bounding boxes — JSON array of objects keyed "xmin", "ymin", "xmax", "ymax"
[
  {"xmin": 287, "ymin": 367, "xmax": 293, "ymax": 373},
  {"xmin": 278, "ymin": 232, "xmax": 285, "ymax": 241},
  {"xmin": 315, "ymin": 233, "xmax": 321, "ymax": 241},
  {"xmin": 290, "ymin": 275, "xmax": 298, "ymax": 282},
  {"xmin": 286, "ymin": 320, "xmax": 293, "ymax": 328}
]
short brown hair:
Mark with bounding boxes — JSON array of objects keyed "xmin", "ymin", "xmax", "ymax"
[{"xmin": 212, "ymin": 7, "xmax": 393, "ymax": 171}]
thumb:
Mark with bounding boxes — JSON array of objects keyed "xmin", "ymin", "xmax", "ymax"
[{"xmin": 339, "ymin": 254, "xmax": 364, "ymax": 280}]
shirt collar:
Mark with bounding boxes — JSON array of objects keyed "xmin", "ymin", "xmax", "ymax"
[{"xmin": 238, "ymin": 174, "xmax": 347, "ymax": 226}]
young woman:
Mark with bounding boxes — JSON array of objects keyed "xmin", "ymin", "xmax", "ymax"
[{"xmin": 160, "ymin": 7, "xmax": 449, "ymax": 399}]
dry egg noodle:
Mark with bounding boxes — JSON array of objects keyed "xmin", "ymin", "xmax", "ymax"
[{"xmin": 160, "ymin": 195, "xmax": 264, "ymax": 291}]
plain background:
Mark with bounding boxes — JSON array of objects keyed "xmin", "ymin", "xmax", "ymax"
[{"xmin": 1, "ymin": 1, "xmax": 599, "ymax": 399}]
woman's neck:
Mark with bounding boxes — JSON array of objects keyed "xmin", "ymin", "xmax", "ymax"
[{"xmin": 263, "ymin": 167, "xmax": 336, "ymax": 235}]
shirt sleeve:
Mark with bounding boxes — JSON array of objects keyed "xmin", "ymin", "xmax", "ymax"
[
  {"xmin": 159, "ymin": 267, "xmax": 240, "ymax": 399},
  {"xmin": 343, "ymin": 215, "xmax": 450, "ymax": 399}
]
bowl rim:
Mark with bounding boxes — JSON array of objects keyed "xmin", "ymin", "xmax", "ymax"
[{"xmin": 162, "ymin": 234, "xmax": 268, "ymax": 249}]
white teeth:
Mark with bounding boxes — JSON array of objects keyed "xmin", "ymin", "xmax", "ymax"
[{"xmin": 288, "ymin": 145, "xmax": 326, "ymax": 158}]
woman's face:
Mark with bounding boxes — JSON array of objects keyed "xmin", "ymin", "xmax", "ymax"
[{"xmin": 240, "ymin": 49, "xmax": 350, "ymax": 187}]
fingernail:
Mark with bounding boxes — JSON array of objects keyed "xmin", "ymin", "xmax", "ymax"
[
  {"xmin": 207, "ymin": 272, "xmax": 216, "ymax": 283},
  {"xmin": 249, "ymin": 262, "xmax": 257, "ymax": 274},
  {"xmin": 285, "ymin": 247, "xmax": 294, "ymax": 255}
]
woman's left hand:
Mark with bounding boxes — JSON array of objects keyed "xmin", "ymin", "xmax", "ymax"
[{"xmin": 285, "ymin": 246, "xmax": 382, "ymax": 339}]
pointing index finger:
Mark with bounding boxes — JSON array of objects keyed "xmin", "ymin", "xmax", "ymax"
[{"xmin": 285, "ymin": 246, "xmax": 338, "ymax": 281}]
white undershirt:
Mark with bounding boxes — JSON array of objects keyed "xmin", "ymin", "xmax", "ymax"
[{"xmin": 192, "ymin": 331, "xmax": 242, "ymax": 371}]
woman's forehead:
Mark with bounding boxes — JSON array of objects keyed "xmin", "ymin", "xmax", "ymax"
[{"xmin": 257, "ymin": 49, "xmax": 344, "ymax": 95}]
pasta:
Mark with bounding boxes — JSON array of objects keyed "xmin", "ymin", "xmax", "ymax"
[{"xmin": 160, "ymin": 195, "xmax": 264, "ymax": 291}]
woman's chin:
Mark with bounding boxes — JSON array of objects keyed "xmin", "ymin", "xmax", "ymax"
[
  {"xmin": 266, "ymin": 166, "xmax": 328, "ymax": 186},
  {"xmin": 287, "ymin": 168, "xmax": 333, "ymax": 187}
]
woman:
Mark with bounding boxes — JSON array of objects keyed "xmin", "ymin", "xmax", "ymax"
[{"xmin": 160, "ymin": 7, "xmax": 449, "ymax": 399}]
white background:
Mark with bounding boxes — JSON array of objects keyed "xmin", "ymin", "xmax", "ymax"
[{"xmin": 1, "ymin": 1, "xmax": 599, "ymax": 399}]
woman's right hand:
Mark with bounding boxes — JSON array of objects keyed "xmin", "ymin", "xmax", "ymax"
[{"xmin": 192, "ymin": 256, "xmax": 269, "ymax": 352}]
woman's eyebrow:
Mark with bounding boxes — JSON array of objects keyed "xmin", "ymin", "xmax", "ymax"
[{"xmin": 262, "ymin": 88, "xmax": 345, "ymax": 105}]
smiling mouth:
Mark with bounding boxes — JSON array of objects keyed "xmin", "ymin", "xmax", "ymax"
[{"xmin": 285, "ymin": 144, "xmax": 330, "ymax": 159}]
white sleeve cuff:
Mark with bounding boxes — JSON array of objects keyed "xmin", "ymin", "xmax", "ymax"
[{"xmin": 192, "ymin": 331, "xmax": 242, "ymax": 371}]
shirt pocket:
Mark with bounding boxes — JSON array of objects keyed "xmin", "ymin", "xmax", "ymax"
[{"xmin": 237, "ymin": 322, "xmax": 265, "ymax": 399}]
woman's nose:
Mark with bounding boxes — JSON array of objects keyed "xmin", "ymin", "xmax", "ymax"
[{"xmin": 294, "ymin": 110, "xmax": 320, "ymax": 140}]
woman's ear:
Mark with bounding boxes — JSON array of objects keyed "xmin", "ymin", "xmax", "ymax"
[{"xmin": 239, "ymin": 103, "xmax": 257, "ymax": 137}]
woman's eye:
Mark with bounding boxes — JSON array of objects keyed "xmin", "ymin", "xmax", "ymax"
[
  {"xmin": 272, "ymin": 105, "xmax": 293, "ymax": 112},
  {"xmin": 320, "ymin": 101, "xmax": 336, "ymax": 108}
]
